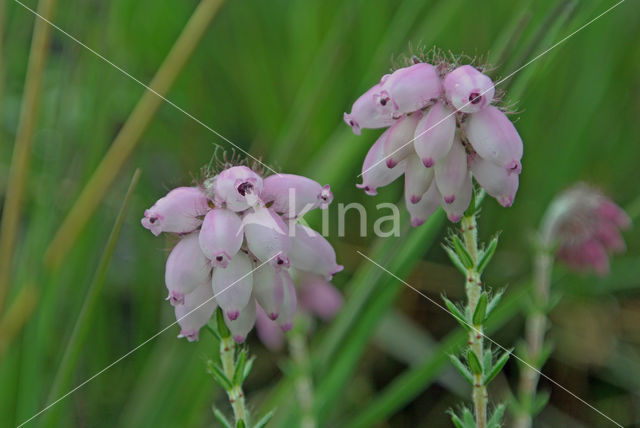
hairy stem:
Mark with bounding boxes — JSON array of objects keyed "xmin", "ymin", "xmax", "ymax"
[
  {"xmin": 461, "ymin": 212, "xmax": 487, "ymax": 428},
  {"xmin": 514, "ymin": 250, "xmax": 553, "ymax": 428},
  {"xmin": 220, "ymin": 335, "xmax": 249, "ymax": 425},
  {"xmin": 288, "ymin": 323, "xmax": 316, "ymax": 428}
]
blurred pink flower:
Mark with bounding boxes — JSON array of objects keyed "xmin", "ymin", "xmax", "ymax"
[
  {"xmin": 345, "ymin": 59, "xmax": 523, "ymax": 225},
  {"xmin": 541, "ymin": 183, "xmax": 631, "ymax": 275},
  {"xmin": 141, "ymin": 165, "xmax": 343, "ymax": 344}
]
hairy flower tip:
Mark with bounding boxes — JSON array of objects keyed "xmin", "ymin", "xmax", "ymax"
[
  {"xmin": 346, "ymin": 49, "xmax": 523, "ymax": 226},
  {"xmin": 141, "ymin": 187, "xmax": 209, "ymax": 236},
  {"xmin": 541, "ymin": 183, "xmax": 631, "ymax": 275}
]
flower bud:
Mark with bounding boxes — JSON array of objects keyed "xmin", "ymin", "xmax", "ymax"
[
  {"xmin": 413, "ymin": 102, "xmax": 456, "ymax": 168},
  {"xmin": 214, "ymin": 166, "xmax": 263, "ymax": 212},
  {"xmin": 198, "ymin": 208, "xmax": 243, "ymax": 268},
  {"xmin": 262, "ymin": 174, "xmax": 333, "ymax": 218},
  {"xmin": 443, "ymin": 65, "xmax": 494, "ymax": 113},
  {"xmin": 406, "ymin": 181, "xmax": 441, "ymax": 227},
  {"xmin": 357, "ymin": 128, "xmax": 406, "ymax": 195},
  {"xmin": 469, "ymin": 154, "xmax": 519, "ymax": 207},
  {"xmin": 382, "ymin": 112, "xmax": 422, "ymax": 169},
  {"xmin": 165, "ymin": 232, "xmax": 212, "ymax": 306},
  {"xmin": 289, "ymin": 223, "xmax": 343, "ymax": 280},
  {"xmin": 465, "ymin": 105, "xmax": 523, "ymax": 174},
  {"xmin": 252, "ymin": 263, "xmax": 284, "ymax": 320},
  {"xmin": 175, "ymin": 281, "xmax": 217, "ymax": 342},
  {"xmin": 441, "ymin": 173, "xmax": 472, "ymax": 223},
  {"xmin": 212, "ymin": 252, "xmax": 254, "ymax": 320},
  {"xmin": 141, "ymin": 187, "xmax": 209, "ymax": 236}
]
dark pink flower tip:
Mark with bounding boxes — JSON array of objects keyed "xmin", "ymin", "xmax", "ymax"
[
  {"xmin": 178, "ymin": 329, "xmax": 199, "ymax": 342},
  {"xmin": 226, "ymin": 310, "xmax": 240, "ymax": 321},
  {"xmin": 274, "ymin": 256, "xmax": 290, "ymax": 269},
  {"xmin": 211, "ymin": 252, "xmax": 231, "ymax": 268},
  {"xmin": 411, "ymin": 218, "xmax": 425, "ymax": 227},
  {"xmin": 268, "ymin": 312, "xmax": 279, "ymax": 321},
  {"xmin": 443, "ymin": 195, "xmax": 455, "ymax": 204},
  {"xmin": 448, "ymin": 214, "xmax": 462, "ymax": 223},
  {"xmin": 344, "ymin": 113, "xmax": 362, "ymax": 135},
  {"xmin": 506, "ymin": 160, "xmax": 522, "ymax": 175},
  {"xmin": 280, "ymin": 322, "xmax": 293, "ymax": 333},
  {"xmin": 233, "ymin": 335, "xmax": 247, "ymax": 344},
  {"xmin": 356, "ymin": 183, "xmax": 378, "ymax": 196},
  {"xmin": 422, "ymin": 157, "xmax": 434, "ymax": 168},
  {"xmin": 499, "ymin": 196, "xmax": 514, "ymax": 207},
  {"xmin": 386, "ymin": 158, "xmax": 397, "ymax": 169},
  {"xmin": 166, "ymin": 291, "xmax": 185, "ymax": 306},
  {"xmin": 319, "ymin": 185, "xmax": 334, "ymax": 208},
  {"xmin": 410, "ymin": 194, "xmax": 422, "ymax": 204}
]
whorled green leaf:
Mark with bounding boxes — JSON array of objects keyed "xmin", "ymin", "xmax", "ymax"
[
  {"xmin": 487, "ymin": 403, "xmax": 506, "ymax": 428},
  {"xmin": 213, "ymin": 408, "xmax": 232, "ymax": 428},
  {"xmin": 484, "ymin": 350, "xmax": 511, "ymax": 385},
  {"xmin": 486, "ymin": 289, "xmax": 505, "ymax": 318},
  {"xmin": 452, "ymin": 235, "xmax": 474, "ymax": 269},
  {"xmin": 233, "ymin": 350, "xmax": 247, "ymax": 386},
  {"xmin": 208, "ymin": 363, "xmax": 233, "ymax": 391},
  {"xmin": 473, "ymin": 293, "xmax": 488, "ymax": 325},
  {"xmin": 253, "ymin": 410, "xmax": 275, "ymax": 428},
  {"xmin": 448, "ymin": 354, "xmax": 474, "ymax": 385},
  {"xmin": 243, "ymin": 355, "xmax": 256, "ymax": 383},
  {"xmin": 442, "ymin": 295, "xmax": 470, "ymax": 330},
  {"xmin": 216, "ymin": 307, "xmax": 231, "ymax": 339},
  {"xmin": 467, "ymin": 350, "xmax": 483, "ymax": 375},
  {"xmin": 235, "ymin": 419, "xmax": 246, "ymax": 428},
  {"xmin": 443, "ymin": 245, "xmax": 468, "ymax": 275},
  {"xmin": 532, "ymin": 390, "xmax": 551, "ymax": 416},
  {"xmin": 477, "ymin": 235, "xmax": 499, "ymax": 274}
]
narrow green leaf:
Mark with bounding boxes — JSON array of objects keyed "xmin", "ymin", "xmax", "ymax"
[
  {"xmin": 442, "ymin": 295, "xmax": 470, "ymax": 330},
  {"xmin": 209, "ymin": 363, "xmax": 233, "ymax": 390},
  {"xmin": 448, "ymin": 354, "xmax": 474, "ymax": 385},
  {"xmin": 452, "ymin": 235, "xmax": 474, "ymax": 269},
  {"xmin": 243, "ymin": 355, "xmax": 256, "ymax": 383},
  {"xmin": 216, "ymin": 307, "xmax": 231, "ymax": 339},
  {"xmin": 473, "ymin": 293, "xmax": 488, "ymax": 325},
  {"xmin": 484, "ymin": 350, "xmax": 511, "ymax": 385},
  {"xmin": 443, "ymin": 245, "xmax": 468, "ymax": 275},
  {"xmin": 236, "ymin": 419, "xmax": 246, "ymax": 428},
  {"xmin": 536, "ymin": 342, "xmax": 554, "ymax": 367},
  {"xmin": 450, "ymin": 413, "xmax": 465, "ymax": 428},
  {"xmin": 483, "ymin": 349, "xmax": 493, "ymax": 374},
  {"xmin": 487, "ymin": 403, "xmax": 506, "ymax": 428},
  {"xmin": 205, "ymin": 323, "xmax": 221, "ymax": 340},
  {"xmin": 253, "ymin": 410, "xmax": 275, "ymax": 428},
  {"xmin": 477, "ymin": 235, "xmax": 499, "ymax": 274},
  {"xmin": 213, "ymin": 408, "xmax": 232, "ymax": 428},
  {"xmin": 467, "ymin": 350, "xmax": 483, "ymax": 375},
  {"xmin": 462, "ymin": 407, "xmax": 475, "ymax": 427},
  {"xmin": 486, "ymin": 289, "xmax": 505, "ymax": 317},
  {"xmin": 233, "ymin": 350, "xmax": 247, "ymax": 386}
]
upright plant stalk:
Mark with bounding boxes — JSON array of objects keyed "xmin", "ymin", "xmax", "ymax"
[
  {"xmin": 44, "ymin": 0, "xmax": 225, "ymax": 269},
  {"xmin": 287, "ymin": 316, "xmax": 316, "ymax": 428},
  {"xmin": 0, "ymin": 0, "xmax": 58, "ymax": 314},
  {"xmin": 444, "ymin": 191, "xmax": 509, "ymax": 428},
  {"xmin": 513, "ymin": 247, "xmax": 554, "ymax": 428}
]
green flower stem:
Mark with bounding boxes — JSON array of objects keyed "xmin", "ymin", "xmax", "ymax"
[
  {"xmin": 514, "ymin": 249, "xmax": 553, "ymax": 428},
  {"xmin": 287, "ymin": 319, "xmax": 316, "ymax": 428},
  {"xmin": 219, "ymin": 335, "xmax": 249, "ymax": 425},
  {"xmin": 461, "ymin": 211, "xmax": 487, "ymax": 428}
]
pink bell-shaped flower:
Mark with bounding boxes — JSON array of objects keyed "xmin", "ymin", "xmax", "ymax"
[
  {"xmin": 198, "ymin": 208, "xmax": 244, "ymax": 268},
  {"xmin": 252, "ymin": 263, "xmax": 284, "ymax": 320},
  {"xmin": 404, "ymin": 154, "xmax": 435, "ymax": 204},
  {"xmin": 214, "ymin": 166, "xmax": 264, "ymax": 212},
  {"xmin": 224, "ymin": 296, "xmax": 257, "ymax": 343},
  {"xmin": 289, "ymin": 223, "xmax": 343, "ymax": 280},
  {"xmin": 406, "ymin": 181, "xmax": 441, "ymax": 227},
  {"xmin": 434, "ymin": 136, "xmax": 468, "ymax": 204},
  {"xmin": 382, "ymin": 112, "xmax": 423, "ymax": 169},
  {"xmin": 469, "ymin": 154, "xmax": 519, "ymax": 207},
  {"xmin": 298, "ymin": 274, "xmax": 343, "ymax": 322},
  {"xmin": 443, "ymin": 65, "xmax": 495, "ymax": 113},
  {"xmin": 441, "ymin": 173, "xmax": 472, "ymax": 223},
  {"xmin": 261, "ymin": 174, "xmax": 333, "ymax": 218},
  {"xmin": 255, "ymin": 304, "xmax": 285, "ymax": 351},
  {"xmin": 212, "ymin": 252, "xmax": 254, "ymax": 320},
  {"xmin": 243, "ymin": 206, "xmax": 291, "ymax": 268},
  {"xmin": 141, "ymin": 187, "xmax": 209, "ymax": 236},
  {"xmin": 378, "ymin": 63, "xmax": 442, "ymax": 117},
  {"xmin": 165, "ymin": 232, "xmax": 212, "ymax": 306},
  {"xmin": 357, "ymin": 128, "xmax": 407, "ymax": 195},
  {"xmin": 175, "ymin": 281, "xmax": 218, "ymax": 342},
  {"xmin": 276, "ymin": 271, "xmax": 297, "ymax": 332},
  {"xmin": 413, "ymin": 102, "xmax": 456, "ymax": 168},
  {"xmin": 344, "ymin": 83, "xmax": 397, "ymax": 135}
]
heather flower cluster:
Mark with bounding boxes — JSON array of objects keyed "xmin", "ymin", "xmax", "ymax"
[
  {"xmin": 141, "ymin": 165, "xmax": 343, "ymax": 343},
  {"xmin": 540, "ymin": 183, "xmax": 631, "ymax": 275},
  {"xmin": 344, "ymin": 58, "xmax": 523, "ymax": 225}
]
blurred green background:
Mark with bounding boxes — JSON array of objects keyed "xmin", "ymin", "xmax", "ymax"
[{"xmin": 1, "ymin": 0, "xmax": 640, "ymax": 426}]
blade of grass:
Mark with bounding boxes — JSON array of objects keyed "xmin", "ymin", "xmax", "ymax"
[
  {"xmin": 43, "ymin": 0, "xmax": 225, "ymax": 269},
  {"xmin": 0, "ymin": 0, "xmax": 58, "ymax": 314},
  {"xmin": 0, "ymin": 284, "xmax": 38, "ymax": 359},
  {"xmin": 345, "ymin": 283, "xmax": 530, "ymax": 428},
  {"xmin": 41, "ymin": 168, "xmax": 140, "ymax": 426}
]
